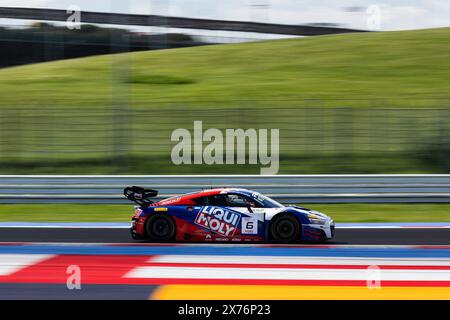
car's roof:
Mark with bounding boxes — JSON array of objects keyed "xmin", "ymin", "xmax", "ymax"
[{"xmin": 152, "ymin": 188, "xmax": 253, "ymax": 206}]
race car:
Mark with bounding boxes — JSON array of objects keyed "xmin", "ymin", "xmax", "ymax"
[{"xmin": 124, "ymin": 186, "xmax": 334, "ymax": 243}]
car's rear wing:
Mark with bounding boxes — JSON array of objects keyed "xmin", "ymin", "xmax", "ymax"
[{"xmin": 123, "ymin": 186, "xmax": 158, "ymax": 206}]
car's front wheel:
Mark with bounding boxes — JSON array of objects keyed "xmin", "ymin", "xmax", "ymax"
[
  {"xmin": 145, "ymin": 214, "xmax": 176, "ymax": 242},
  {"xmin": 269, "ymin": 214, "xmax": 301, "ymax": 243}
]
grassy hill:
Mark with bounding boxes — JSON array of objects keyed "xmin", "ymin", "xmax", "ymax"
[
  {"xmin": 0, "ymin": 28, "xmax": 449, "ymax": 174},
  {"xmin": 0, "ymin": 27, "xmax": 449, "ymax": 107}
]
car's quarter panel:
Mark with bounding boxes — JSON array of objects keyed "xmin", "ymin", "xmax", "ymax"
[
  {"xmin": 131, "ymin": 207, "xmax": 146, "ymax": 238},
  {"xmin": 282, "ymin": 207, "xmax": 334, "ymax": 242}
]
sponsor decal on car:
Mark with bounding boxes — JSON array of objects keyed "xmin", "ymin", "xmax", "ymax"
[
  {"xmin": 251, "ymin": 192, "xmax": 265, "ymax": 202},
  {"xmin": 157, "ymin": 197, "xmax": 181, "ymax": 205},
  {"xmin": 195, "ymin": 206, "xmax": 241, "ymax": 237},
  {"xmin": 241, "ymin": 217, "xmax": 258, "ymax": 235},
  {"xmin": 133, "ymin": 208, "xmax": 142, "ymax": 218},
  {"xmin": 215, "ymin": 237, "xmax": 230, "ymax": 242}
]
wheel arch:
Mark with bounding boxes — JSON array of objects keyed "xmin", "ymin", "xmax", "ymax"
[
  {"xmin": 266, "ymin": 210, "xmax": 303, "ymax": 242},
  {"xmin": 144, "ymin": 212, "xmax": 177, "ymax": 241}
]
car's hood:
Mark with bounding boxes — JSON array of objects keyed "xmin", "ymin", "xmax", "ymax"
[{"xmin": 289, "ymin": 205, "xmax": 331, "ymax": 220}]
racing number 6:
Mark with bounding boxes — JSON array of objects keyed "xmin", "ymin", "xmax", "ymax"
[{"xmin": 241, "ymin": 217, "xmax": 258, "ymax": 234}]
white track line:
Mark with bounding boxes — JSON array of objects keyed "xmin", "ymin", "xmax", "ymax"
[
  {"xmin": 0, "ymin": 254, "xmax": 54, "ymax": 276},
  {"xmin": 125, "ymin": 266, "xmax": 450, "ymax": 281},
  {"xmin": 150, "ymin": 255, "xmax": 450, "ymax": 266}
]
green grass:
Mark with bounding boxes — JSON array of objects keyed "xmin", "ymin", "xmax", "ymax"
[
  {"xmin": 0, "ymin": 28, "xmax": 450, "ymax": 107},
  {"xmin": 0, "ymin": 28, "xmax": 449, "ymax": 107},
  {"xmin": 0, "ymin": 204, "xmax": 131, "ymax": 222},
  {"xmin": 0, "ymin": 28, "xmax": 449, "ymax": 174},
  {"xmin": 0, "ymin": 203, "xmax": 449, "ymax": 223},
  {"xmin": 304, "ymin": 204, "xmax": 450, "ymax": 222}
]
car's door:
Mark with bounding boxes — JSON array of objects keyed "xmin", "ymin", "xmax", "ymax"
[
  {"xmin": 196, "ymin": 194, "xmax": 242, "ymax": 240},
  {"xmin": 186, "ymin": 196, "xmax": 214, "ymax": 241},
  {"xmin": 220, "ymin": 193, "xmax": 265, "ymax": 241}
]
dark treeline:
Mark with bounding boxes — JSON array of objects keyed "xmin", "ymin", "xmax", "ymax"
[{"xmin": 0, "ymin": 22, "xmax": 208, "ymax": 68}]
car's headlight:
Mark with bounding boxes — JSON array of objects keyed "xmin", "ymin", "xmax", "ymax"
[{"xmin": 307, "ymin": 213, "xmax": 327, "ymax": 225}]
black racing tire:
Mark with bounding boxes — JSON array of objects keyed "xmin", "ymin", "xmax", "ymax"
[
  {"xmin": 269, "ymin": 214, "xmax": 301, "ymax": 243},
  {"xmin": 145, "ymin": 214, "xmax": 176, "ymax": 242}
]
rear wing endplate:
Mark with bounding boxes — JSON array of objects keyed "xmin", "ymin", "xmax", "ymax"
[{"xmin": 123, "ymin": 186, "xmax": 158, "ymax": 206}]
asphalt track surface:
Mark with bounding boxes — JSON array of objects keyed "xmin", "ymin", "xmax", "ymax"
[
  {"xmin": 1, "ymin": 228, "xmax": 450, "ymax": 299},
  {"xmin": 1, "ymin": 227, "xmax": 449, "ymax": 245},
  {"xmin": 0, "ymin": 284, "xmax": 158, "ymax": 300}
]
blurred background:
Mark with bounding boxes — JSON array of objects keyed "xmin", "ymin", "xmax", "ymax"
[
  {"xmin": 0, "ymin": 2, "xmax": 449, "ymax": 302},
  {"xmin": 0, "ymin": 0, "xmax": 449, "ymax": 174}
]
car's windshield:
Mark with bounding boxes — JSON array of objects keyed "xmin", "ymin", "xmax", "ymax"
[{"xmin": 250, "ymin": 192, "xmax": 284, "ymax": 208}]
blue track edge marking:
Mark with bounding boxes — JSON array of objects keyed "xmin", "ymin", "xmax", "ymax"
[{"xmin": 0, "ymin": 244, "xmax": 449, "ymax": 258}]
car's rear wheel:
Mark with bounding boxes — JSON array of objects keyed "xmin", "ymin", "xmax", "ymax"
[
  {"xmin": 270, "ymin": 214, "xmax": 301, "ymax": 243},
  {"xmin": 146, "ymin": 214, "xmax": 176, "ymax": 242}
]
